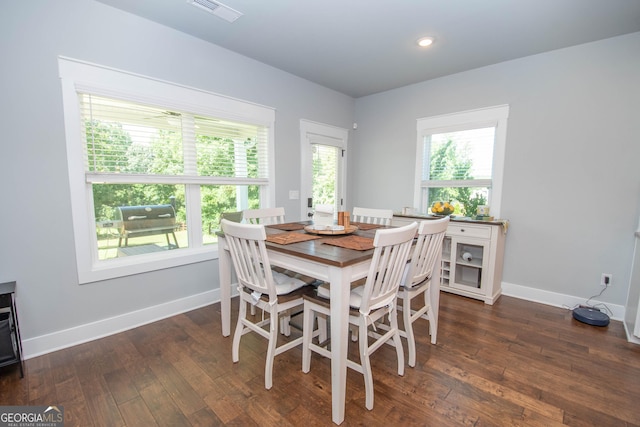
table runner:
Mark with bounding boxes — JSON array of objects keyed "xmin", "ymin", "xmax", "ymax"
[
  {"xmin": 265, "ymin": 222, "xmax": 307, "ymax": 231},
  {"xmin": 350, "ymin": 222, "xmax": 385, "ymax": 231},
  {"xmin": 266, "ymin": 232, "xmax": 322, "ymax": 245},
  {"xmin": 323, "ymin": 235, "xmax": 375, "ymax": 251}
]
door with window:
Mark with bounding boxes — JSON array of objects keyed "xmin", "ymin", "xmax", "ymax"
[{"xmin": 300, "ymin": 120, "xmax": 348, "ymax": 220}]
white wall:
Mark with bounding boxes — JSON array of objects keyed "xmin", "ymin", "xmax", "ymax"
[
  {"xmin": 0, "ymin": 0, "xmax": 354, "ymax": 356},
  {"xmin": 352, "ymin": 32, "xmax": 640, "ymax": 313}
]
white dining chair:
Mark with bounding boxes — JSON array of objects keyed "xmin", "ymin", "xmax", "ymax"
[
  {"xmin": 317, "ymin": 206, "xmax": 393, "ymax": 342},
  {"xmin": 352, "ymin": 206, "xmax": 394, "ymax": 226},
  {"xmin": 221, "ymin": 219, "xmax": 316, "ymax": 390},
  {"xmin": 301, "ymin": 221, "xmax": 418, "ymax": 410},
  {"xmin": 242, "ymin": 207, "xmax": 286, "ymax": 225},
  {"xmin": 397, "ymin": 217, "xmax": 449, "ymax": 367},
  {"xmin": 242, "ymin": 207, "xmax": 316, "ymax": 334}
]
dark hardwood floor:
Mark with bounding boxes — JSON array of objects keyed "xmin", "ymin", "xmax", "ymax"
[{"xmin": 1, "ymin": 292, "xmax": 640, "ymax": 426}]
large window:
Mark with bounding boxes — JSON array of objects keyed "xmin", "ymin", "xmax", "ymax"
[
  {"xmin": 415, "ymin": 105, "xmax": 509, "ymax": 217},
  {"xmin": 59, "ymin": 57, "xmax": 275, "ymax": 283}
]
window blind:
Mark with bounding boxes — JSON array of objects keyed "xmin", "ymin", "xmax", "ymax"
[
  {"xmin": 80, "ymin": 94, "xmax": 269, "ymax": 182},
  {"xmin": 424, "ymin": 126, "xmax": 495, "ymax": 183}
]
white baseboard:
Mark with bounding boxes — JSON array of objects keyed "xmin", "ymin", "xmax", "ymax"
[
  {"xmin": 22, "ymin": 288, "xmax": 221, "ymax": 360},
  {"xmin": 623, "ymin": 322, "xmax": 640, "ymax": 344},
  {"xmin": 501, "ymin": 281, "xmax": 625, "ymax": 321}
]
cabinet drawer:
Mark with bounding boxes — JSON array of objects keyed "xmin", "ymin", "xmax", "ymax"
[{"xmin": 447, "ymin": 224, "xmax": 491, "ymax": 239}]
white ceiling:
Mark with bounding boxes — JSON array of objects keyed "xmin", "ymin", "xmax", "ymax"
[{"xmin": 96, "ymin": 0, "xmax": 640, "ymax": 98}]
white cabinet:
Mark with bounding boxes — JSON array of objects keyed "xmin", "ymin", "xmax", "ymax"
[{"xmin": 393, "ymin": 214, "xmax": 507, "ymax": 304}]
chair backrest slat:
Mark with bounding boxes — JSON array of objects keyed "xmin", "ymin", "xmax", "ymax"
[
  {"xmin": 352, "ymin": 207, "xmax": 393, "ymax": 226},
  {"xmin": 243, "ymin": 207, "xmax": 286, "ymax": 225},
  {"xmin": 359, "ymin": 222, "xmax": 418, "ymax": 313}
]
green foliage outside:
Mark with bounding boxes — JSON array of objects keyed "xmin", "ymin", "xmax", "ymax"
[
  {"xmin": 312, "ymin": 145, "xmax": 338, "ymax": 207},
  {"xmin": 429, "ymin": 138, "xmax": 487, "ymax": 216}
]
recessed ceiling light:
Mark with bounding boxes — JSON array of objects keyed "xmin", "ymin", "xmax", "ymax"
[{"xmin": 417, "ymin": 37, "xmax": 435, "ymax": 47}]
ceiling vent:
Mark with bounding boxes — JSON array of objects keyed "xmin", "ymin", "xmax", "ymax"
[{"xmin": 187, "ymin": 0, "xmax": 243, "ymax": 23}]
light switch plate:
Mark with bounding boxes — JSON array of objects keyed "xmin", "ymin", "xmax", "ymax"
[{"xmin": 289, "ymin": 190, "xmax": 300, "ymax": 200}]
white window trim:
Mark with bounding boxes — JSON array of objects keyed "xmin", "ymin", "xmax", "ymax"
[
  {"xmin": 414, "ymin": 105, "xmax": 509, "ymax": 217},
  {"xmin": 58, "ymin": 56, "xmax": 275, "ymax": 284}
]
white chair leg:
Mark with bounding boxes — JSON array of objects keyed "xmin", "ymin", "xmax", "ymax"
[
  {"xmin": 302, "ymin": 301, "xmax": 314, "ymax": 373},
  {"xmin": 264, "ymin": 305, "xmax": 278, "ymax": 390},
  {"xmin": 280, "ymin": 313, "xmax": 292, "ymax": 336},
  {"xmin": 390, "ymin": 306, "xmax": 405, "ymax": 376},
  {"xmin": 425, "ymin": 292, "xmax": 437, "ymax": 344},
  {"xmin": 232, "ymin": 298, "xmax": 246, "ymax": 363},
  {"xmin": 359, "ymin": 321, "xmax": 375, "ymax": 410},
  {"xmin": 429, "ymin": 313, "xmax": 437, "ymax": 344},
  {"xmin": 318, "ymin": 314, "xmax": 327, "ymax": 343},
  {"xmin": 403, "ymin": 294, "xmax": 417, "ymax": 367}
]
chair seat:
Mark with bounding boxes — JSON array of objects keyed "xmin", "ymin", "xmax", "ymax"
[
  {"xmin": 303, "ymin": 292, "xmax": 364, "ymax": 316},
  {"xmin": 272, "ymin": 266, "xmax": 317, "ymax": 286},
  {"xmin": 243, "ymin": 283, "xmax": 316, "ymax": 305},
  {"xmin": 316, "ymin": 277, "xmax": 366, "ymax": 298},
  {"xmin": 400, "ymin": 274, "xmax": 430, "ymax": 290},
  {"xmin": 272, "ymin": 270, "xmax": 308, "ymax": 294}
]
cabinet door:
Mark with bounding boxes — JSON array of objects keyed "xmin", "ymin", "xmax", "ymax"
[{"xmin": 449, "ymin": 237, "xmax": 489, "ymax": 295}]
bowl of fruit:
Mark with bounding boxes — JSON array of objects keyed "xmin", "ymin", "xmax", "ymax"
[{"xmin": 431, "ymin": 201, "xmax": 455, "ymax": 216}]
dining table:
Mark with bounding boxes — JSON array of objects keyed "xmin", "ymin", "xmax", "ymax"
[{"xmin": 217, "ymin": 220, "xmax": 423, "ymax": 425}]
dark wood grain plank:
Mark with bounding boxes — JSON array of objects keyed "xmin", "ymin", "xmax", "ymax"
[{"xmin": 118, "ymin": 396, "xmax": 159, "ymax": 426}]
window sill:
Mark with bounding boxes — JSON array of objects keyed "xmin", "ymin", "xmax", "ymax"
[{"xmin": 79, "ymin": 245, "xmax": 220, "ymax": 284}]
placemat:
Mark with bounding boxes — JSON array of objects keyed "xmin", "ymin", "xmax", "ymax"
[
  {"xmin": 350, "ymin": 222, "xmax": 385, "ymax": 231},
  {"xmin": 265, "ymin": 222, "xmax": 307, "ymax": 231},
  {"xmin": 323, "ymin": 235, "xmax": 375, "ymax": 251},
  {"xmin": 266, "ymin": 232, "xmax": 322, "ymax": 245}
]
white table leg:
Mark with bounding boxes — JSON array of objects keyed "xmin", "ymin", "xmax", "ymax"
[
  {"xmin": 430, "ymin": 252, "xmax": 442, "ymax": 341},
  {"xmin": 328, "ymin": 265, "xmax": 352, "ymax": 425},
  {"xmin": 218, "ymin": 236, "xmax": 231, "ymax": 337}
]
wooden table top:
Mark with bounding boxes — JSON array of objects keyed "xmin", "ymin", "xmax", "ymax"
[{"xmin": 263, "ymin": 221, "xmax": 385, "ymax": 268}]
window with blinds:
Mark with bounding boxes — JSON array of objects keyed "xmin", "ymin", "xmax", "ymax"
[
  {"xmin": 415, "ymin": 105, "xmax": 509, "ymax": 217},
  {"xmin": 59, "ymin": 57, "xmax": 275, "ymax": 283}
]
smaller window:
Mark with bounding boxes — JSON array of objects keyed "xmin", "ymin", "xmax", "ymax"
[{"xmin": 415, "ymin": 105, "xmax": 509, "ymax": 217}]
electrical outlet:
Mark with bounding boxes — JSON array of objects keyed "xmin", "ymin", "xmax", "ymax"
[{"xmin": 601, "ymin": 273, "xmax": 612, "ymax": 287}]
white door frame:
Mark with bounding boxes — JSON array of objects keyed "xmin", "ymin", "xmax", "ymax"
[{"xmin": 300, "ymin": 119, "xmax": 349, "ymax": 219}]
